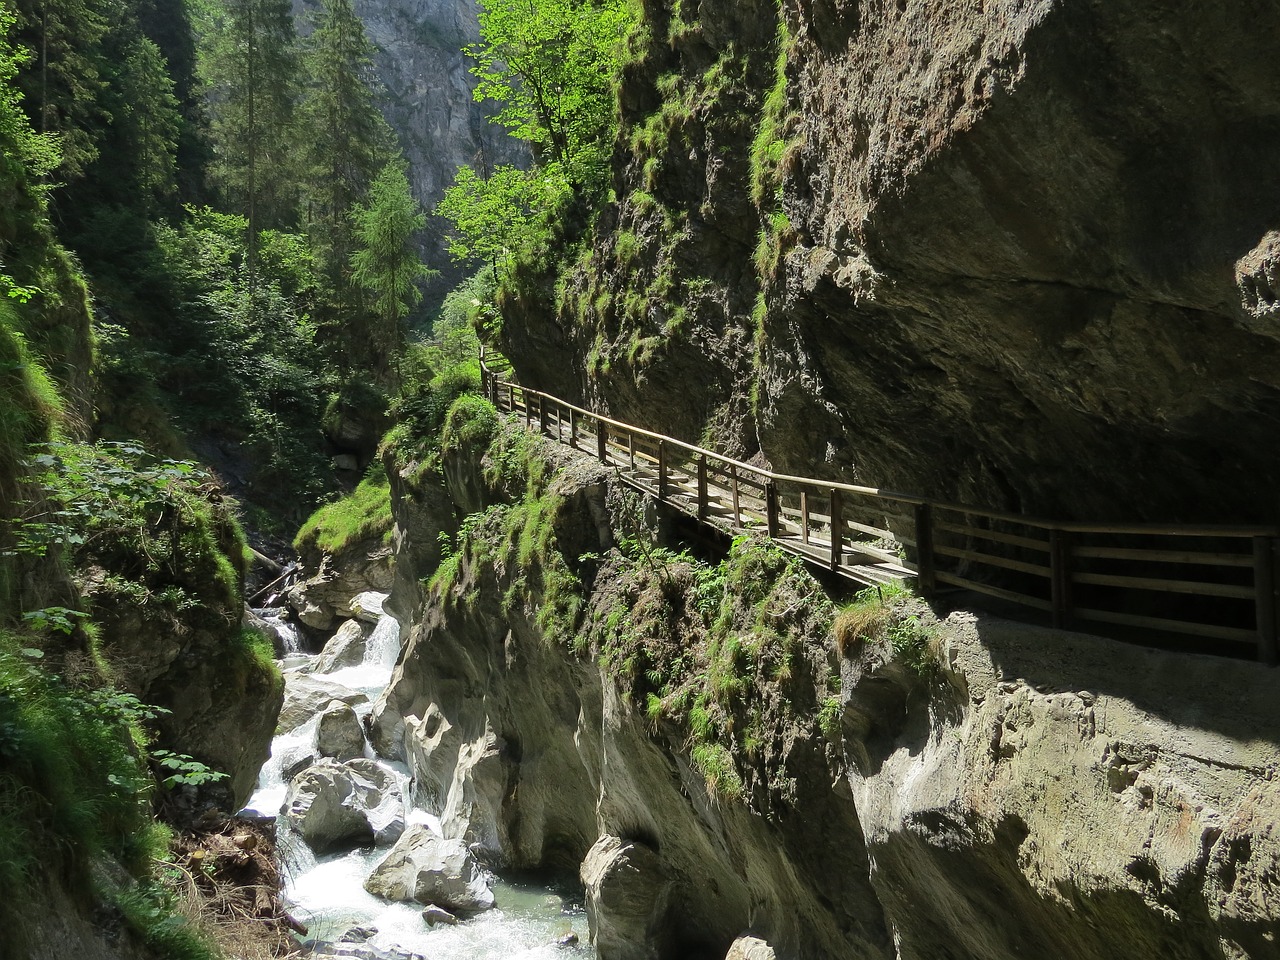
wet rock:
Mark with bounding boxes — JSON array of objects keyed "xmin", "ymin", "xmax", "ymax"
[
  {"xmin": 281, "ymin": 758, "xmax": 404, "ymax": 853},
  {"xmin": 581, "ymin": 835, "xmax": 670, "ymax": 960},
  {"xmin": 312, "ymin": 619, "xmax": 369, "ymax": 674},
  {"xmin": 421, "ymin": 905, "xmax": 458, "ymax": 926},
  {"xmin": 350, "ymin": 591, "xmax": 388, "ymax": 624},
  {"xmin": 557, "ymin": 932, "xmax": 580, "ymax": 947},
  {"xmin": 365, "ymin": 824, "xmax": 495, "ymax": 915},
  {"xmin": 338, "ymin": 925, "xmax": 378, "ymax": 943},
  {"xmin": 279, "ymin": 675, "xmax": 370, "ymax": 733},
  {"xmin": 724, "ymin": 936, "xmax": 776, "ymax": 960},
  {"xmin": 315, "ymin": 701, "xmax": 367, "ymax": 761}
]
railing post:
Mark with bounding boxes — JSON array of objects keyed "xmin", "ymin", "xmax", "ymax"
[
  {"xmin": 765, "ymin": 481, "xmax": 779, "ymax": 537},
  {"xmin": 1050, "ymin": 528, "xmax": 1072, "ymax": 629},
  {"xmin": 628, "ymin": 432, "xmax": 635, "ymax": 470},
  {"xmin": 597, "ymin": 420, "xmax": 608, "ymax": 464},
  {"xmin": 914, "ymin": 503, "xmax": 935, "ymax": 596},
  {"xmin": 697, "ymin": 454, "xmax": 708, "ymax": 521},
  {"xmin": 657, "ymin": 440, "xmax": 668, "ymax": 502},
  {"xmin": 800, "ymin": 490, "xmax": 810, "ymax": 545},
  {"xmin": 1254, "ymin": 536, "xmax": 1278, "ymax": 665},
  {"xmin": 730, "ymin": 466, "xmax": 741, "ymax": 527},
  {"xmin": 524, "ymin": 390, "xmax": 531, "ymax": 429},
  {"xmin": 507, "ymin": 382, "xmax": 514, "ymax": 413},
  {"xmin": 569, "ymin": 410, "xmax": 578, "ymax": 449},
  {"xmin": 538, "ymin": 395, "xmax": 548, "ymax": 436},
  {"xmin": 555, "ymin": 403, "xmax": 563, "ymax": 443},
  {"xmin": 830, "ymin": 488, "xmax": 843, "ymax": 571}
]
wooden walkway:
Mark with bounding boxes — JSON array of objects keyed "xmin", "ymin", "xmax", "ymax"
[{"xmin": 480, "ymin": 358, "xmax": 1280, "ymax": 664}]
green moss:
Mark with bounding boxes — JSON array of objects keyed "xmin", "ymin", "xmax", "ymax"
[
  {"xmin": 293, "ymin": 463, "xmax": 393, "ymax": 557},
  {"xmin": 440, "ymin": 395, "xmax": 500, "ymax": 455}
]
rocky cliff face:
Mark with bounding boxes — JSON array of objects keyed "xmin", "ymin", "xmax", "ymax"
[
  {"xmin": 373, "ymin": 415, "xmax": 1280, "ymax": 959},
  {"xmin": 502, "ymin": 0, "xmax": 1280, "ymax": 524},
  {"xmin": 343, "ymin": 0, "xmax": 526, "ymax": 296}
]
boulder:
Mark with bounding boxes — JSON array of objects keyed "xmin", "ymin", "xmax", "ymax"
[
  {"xmin": 288, "ymin": 554, "xmax": 393, "ymax": 632},
  {"xmin": 421, "ymin": 905, "xmax": 457, "ymax": 927},
  {"xmin": 581, "ymin": 835, "xmax": 669, "ymax": 960},
  {"xmin": 364, "ymin": 824, "xmax": 495, "ymax": 915},
  {"xmin": 313, "ymin": 619, "xmax": 369, "ymax": 674},
  {"xmin": 725, "ymin": 937, "xmax": 776, "ymax": 960},
  {"xmin": 350, "ymin": 591, "xmax": 388, "ymax": 624},
  {"xmin": 281, "ymin": 759, "xmax": 404, "ymax": 853},
  {"xmin": 279, "ymin": 675, "xmax": 370, "ymax": 733},
  {"xmin": 315, "ymin": 701, "xmax": 367, "ymax": 761}
]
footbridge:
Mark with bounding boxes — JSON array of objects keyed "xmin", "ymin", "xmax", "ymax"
[{"xmin": 480, "ymin": 357, "xmax": 1279, "ymax": 664}]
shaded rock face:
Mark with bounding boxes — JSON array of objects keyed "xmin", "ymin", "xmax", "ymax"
[
  {"xmin": 580, "ymin": 835, "xmax": 670, "ymax": 960},
  {"xmin": 507, "ymin": 0, "xmax": 1280, "ymax": 525},
  {"xmin": 364, "ymin": 824, "xmax": 495, "ymax": 915},
  {"xmin": 838, "ymin": 606, "xmax": 1280, "ymax": 960}
]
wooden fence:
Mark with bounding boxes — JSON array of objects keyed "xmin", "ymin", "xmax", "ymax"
[{"xmin": 480, "ymin": 358, "xmax": 1279, "ymax": 664}]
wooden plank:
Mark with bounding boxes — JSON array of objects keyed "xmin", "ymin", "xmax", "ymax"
[
  {"xmin": 935, "ymin": 520, "xmax": 1050, "ymax": 552},
  {"xmin": 935, "ymin": 544, "xmax": 1053, "ymax": 578},
  {"xmin": 1070, "ymin": 546, "xmax": 1254, "ymax": 567},
  {"xmin": 935, "ymin": 571, "xmax": 1055, "ymax": 612},
  {"xmin": 1073, "ymin": 607, "xmax": 1257, "ymax": 644},
  {"xmin": 1070, "ymin": 571, "xmax": 1255, "ymax": 600}
]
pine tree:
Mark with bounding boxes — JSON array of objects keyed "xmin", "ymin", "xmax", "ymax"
[
  {"xmin": 350, "ymin": 159, "xmax": 433, "ymax": 376},
  {"xmin": 196, "ymin": 0, "xmax": 299, "ymax": 301},
  {"xmin": 297, "ymin": 0, "xmax": 391, "ymax": 351}
]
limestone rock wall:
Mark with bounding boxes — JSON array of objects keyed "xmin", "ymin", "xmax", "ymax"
[
  {"xmin": 373, "ymin": 421, "xmax": 1280, "ymax": 960},
  {"xmin": 504, "ymin": 0, "xmax": 1280, "ymax": 524}
]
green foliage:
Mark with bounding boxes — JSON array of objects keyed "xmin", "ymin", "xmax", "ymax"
[
  {"xmin": 195, "ymin": 0, "xmax": 301, "ymax": 232},
  {"xmin": 8, "ymin": 440, "xmax": 247, "ymax": 613},
  {"xmin": 350, "ymin": 158, "xmax": 435, "ymax": 374},
  {"xmin": 591, "ymin": 535, "xmax": 836, "ymax": 802},
  {"xmin": 469, "ymin": 0, "xmax": 636, "ymax": 189},
  {"xmin": 749, "ymin": 14, "xmax": 795, "ymax": 208},
  {"xmin": 115, "ymin": 880, "xmax": 219, "ymax": 960},
  {"xmin": 293, "ymin": 462, "xmax": 392, "ymax": 558},
  {"xmin": 436, "ymin": 164, "xmax": 568, "ymax": 274},
  {"xmin": 0, "ymin": 632, "xmax": 156, "ymax": 946},
  {"xmin": 833, "ymin": 582, "xmax": 932, "ymax": 674},
  {"xmin": 440, "ymin": 395, "xmax": 500, "ymax": 455},
  {"xmin": 150, "ymin": 749, "xmax": 228, "ymax": 789}
]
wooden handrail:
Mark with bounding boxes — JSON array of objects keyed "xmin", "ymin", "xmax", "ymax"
[{"xmin": 478, "ymin": 357, "xmax": 1280, "ymax": 663}]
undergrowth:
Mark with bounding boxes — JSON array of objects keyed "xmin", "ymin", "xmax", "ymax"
[{"xmin": 294, "ymin": 461, "xmax": 393, "ymax": 559}]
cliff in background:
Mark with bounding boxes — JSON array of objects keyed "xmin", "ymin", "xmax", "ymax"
[
  {"xmin": 341, "ymin": 0, "xmax": 526, "ymax": 297},
  {"xmin": 500, "ymin": 0, "xmax": 1280, "ymax": 524}
]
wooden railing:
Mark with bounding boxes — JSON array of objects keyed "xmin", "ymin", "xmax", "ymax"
[{"xmin": 480, "ymin": 358, "xmax": 1280, "ymax": 664}]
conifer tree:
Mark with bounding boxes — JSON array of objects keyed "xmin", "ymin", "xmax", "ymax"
[
  {"xmin": 297, "ymin": 0, "xmax": 391, "ymax": 351},
  {"xmin": 196, "ymin": 0, "xmax": 299, "ymax": 301},
  {"xmin": 350, "ymin": 159, "xmax": 432, "ymax": 376}
]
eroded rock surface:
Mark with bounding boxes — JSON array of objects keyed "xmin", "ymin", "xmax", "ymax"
[
  {"xmin": 282, "ymin": 758, "xmax": 404, "ymax": 853},
  {"xmin": 364, "ymin": 825, "xmax": 495, "ymax": 915}
]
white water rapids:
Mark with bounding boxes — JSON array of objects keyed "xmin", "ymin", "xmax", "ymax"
[{"xmin": 242, "ymin": 605, "xmax": 593, "ymax": 959}]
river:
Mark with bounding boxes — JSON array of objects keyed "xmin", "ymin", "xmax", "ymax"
[{"xmin": 242, "ymin": 604, "xmax": 594, "ymax": 959}]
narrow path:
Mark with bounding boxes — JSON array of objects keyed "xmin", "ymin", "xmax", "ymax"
[{"xmin": 480, "ymin": 358, "xmax": 1280, "ymax": 664}]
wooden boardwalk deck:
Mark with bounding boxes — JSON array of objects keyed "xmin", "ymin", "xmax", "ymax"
[{"xmin": 480, "ymin": 358, "xmax": 1280, "ymax": 663}]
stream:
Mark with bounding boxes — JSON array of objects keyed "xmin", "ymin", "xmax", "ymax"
[{"xmin": 242, "ymin": 601, "xmax": 594, "ymax": 960}]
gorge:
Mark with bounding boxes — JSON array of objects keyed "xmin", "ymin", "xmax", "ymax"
[{"xmin": 4, "ymin": 0, "xmax": 1280, "ymax": 958}]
